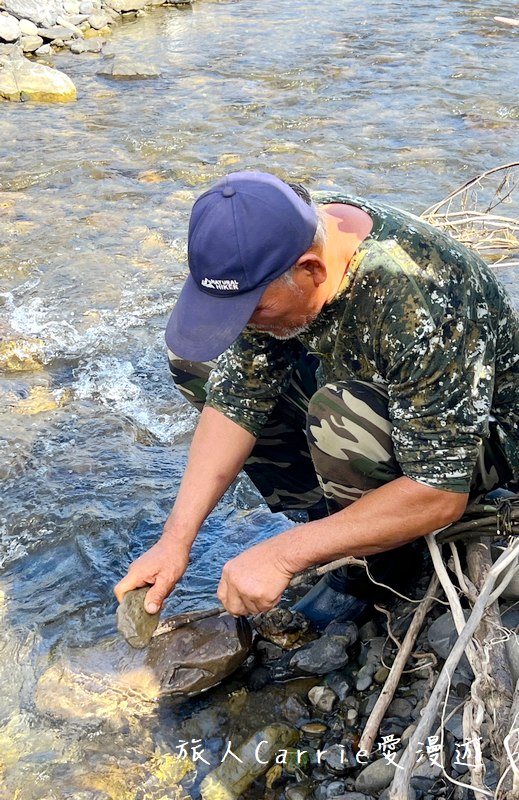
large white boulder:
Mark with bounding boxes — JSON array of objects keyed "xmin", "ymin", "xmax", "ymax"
[
  {"xmin": 0, "ymin": 12, "xmax": 21, "ymax": 41},
  {"xmin": 0, "ymin": 51, "xmax": 77, "ymax": 102},
  {"xmin": 4, "ymin": 0, "xmax": 64, "ymax": 28}
]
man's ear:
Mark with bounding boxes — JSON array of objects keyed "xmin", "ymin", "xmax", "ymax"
[{"xmin": 295, "ymin": 252, "xmax": 327, "ymax": 287}]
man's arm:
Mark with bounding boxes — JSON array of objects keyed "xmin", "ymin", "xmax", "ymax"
[
  {"xmin": 114, "ymin": 406, "xmax": 256, "ymax": 612},
  {"xmin": 217, "ymin": 476, "xmax": 468, "ymax": 615}
]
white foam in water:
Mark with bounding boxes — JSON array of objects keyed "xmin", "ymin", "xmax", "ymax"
[
  {"xmin": 75, "ymin": 355, "xmax": 195, "ymax": 444},
  {"xmin": 3, "ymin": 286, "xmax": 176, "ymax": 363}
]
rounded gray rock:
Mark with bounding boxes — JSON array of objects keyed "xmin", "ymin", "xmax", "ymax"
[
  {"xmin": 355, "ymin": 664, "xmax": 374, "ymax": 692},
  {"xmin": 386, "ymin": 697, "xmax": 415, "ymax": 719},
  {"xmin": 355, "ymin": 758, "xmax": 397, "ymax": 793}
]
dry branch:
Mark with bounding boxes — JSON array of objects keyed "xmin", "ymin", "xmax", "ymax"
[
  {"xmin": 359, "ymin": 575, "xmax": 440, "ymax": 754},
  {"xmin": 421, "ymin": 162, "xmax": 519, "ymax": 266},
  {"xmin": 388, "ymin": 537, "xmax": 519, "ymax": 800}
]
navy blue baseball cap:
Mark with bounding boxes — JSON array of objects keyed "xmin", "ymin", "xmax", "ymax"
[{"xmin": 165, "ymin": 171, "xmax": 318, "ymax": 361}]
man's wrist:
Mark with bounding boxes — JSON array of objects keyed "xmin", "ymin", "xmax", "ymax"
[
  {"xmin": 161, "ymin": 514, "xmax": 198, "ymax": 550},
  {"xmin": 274, "ymin": 525, "xmax": 318, "ymax": 575}
]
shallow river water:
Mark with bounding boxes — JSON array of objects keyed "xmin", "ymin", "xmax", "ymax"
[{"xmin": 0, "ymin": 0, "xmax": 518, "ymax": 797}]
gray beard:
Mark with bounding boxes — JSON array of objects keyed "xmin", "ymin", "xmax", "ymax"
[{"xmin": 266, "ymin": 322, "xmax": 312, "ymax": 340}]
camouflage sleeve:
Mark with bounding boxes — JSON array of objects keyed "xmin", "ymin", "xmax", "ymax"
[
  {"xmin": 379, "ymin": 302, "xmax": 495, "ymax": 493},
  {"xmin": 204, "ymin": 328, "xmax": 300, "ymax": 437}
]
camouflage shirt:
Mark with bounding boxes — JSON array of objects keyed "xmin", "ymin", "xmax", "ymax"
[{"xmin": 205, "ymin": 193, "xmax": 519, "ymax": 491}]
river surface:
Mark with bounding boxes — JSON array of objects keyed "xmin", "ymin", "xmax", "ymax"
[{"xmin": 0, "ymin": 0, "xmax": 518, "ymax": 797}]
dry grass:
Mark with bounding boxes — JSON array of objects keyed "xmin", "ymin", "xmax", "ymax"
[{"xmin": 421, "ymin": 162, "xmax": 519, "ymax": 267}]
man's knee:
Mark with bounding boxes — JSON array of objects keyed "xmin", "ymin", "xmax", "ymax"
[
  {"xmin": 307, "ymin": 380, "xmax": 393, "ymax": 451},
  {"xmin": 306, "ymin": 380, "xmax": 400, "ymax": 499}
]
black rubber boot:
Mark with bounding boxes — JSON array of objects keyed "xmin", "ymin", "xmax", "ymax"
[{"xmin": 292, "ymin": 542, "xmax": 424, "ymax": 630}]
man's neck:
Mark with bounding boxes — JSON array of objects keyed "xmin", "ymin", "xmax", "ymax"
[{"xmin": 320, "ymin": 203, "xmax": 373, "ymax": 302}]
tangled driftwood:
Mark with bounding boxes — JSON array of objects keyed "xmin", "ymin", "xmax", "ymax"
[
  {"xmin": 422, "ymin": 162, "xmax": 519, "ymax": 268},
  {"xmin": 365, "ymin": 166, "xmax": 519, "ymax": 799}
]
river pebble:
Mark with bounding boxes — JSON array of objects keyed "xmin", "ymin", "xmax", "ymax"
[
  {"xmin": 308, "ymin": 686, "xmax": 337, "ymax": 713},
  {"xmin": 355, "ymin": 759, "xmax": 397, "ymax": 794},
  {"xmin": 270, "ymin": 635, "xmax": 349, "ymax": 680},
  {"xmin": 18, "ymin": 16, "xmax": 37, "ymax": 33},
  {"xmin": 323, "ymin": 672, "xmax": 350, "ymax": 701},
  {"xmin": 281, "ymin": 694, "xmax": 309, "ymax": 726},
  {"xmin": 374, "ymin": 666, "xmax": 390, "ymax": 684},
  {"xmin": 21, "ymin": 33, "xmax": 42, "ymax": 51},
  {"xmin": 386, "ymin": 697, "xmax": 415, "ymax": 719},
  {"xmin": 322, "ymin": 743, "xmax": 357, "ymax": 775},
  {"xmin": 355, "ymin": 664, "xmax": 374, "ymax": 692},
  {"xmin": 285, "ymin": 784, "xmax": 314, "ymax": 800},
  {"xmin": 88, "ymin": 11, "xmax": 109, "ymax": 28}
]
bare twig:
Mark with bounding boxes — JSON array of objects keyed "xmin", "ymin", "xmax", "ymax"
[
  {"xmin": 359, "ymin": 575, "xmax": 440, "ymax": 754},
  {"xmin": 388, "ymin": 537, "xmax": 519, "ymax": 800}
]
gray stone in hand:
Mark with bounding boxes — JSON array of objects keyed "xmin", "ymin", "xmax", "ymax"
[{"xmin": 116, "ymin": 586, "xmax": 160, "ymax": 649}]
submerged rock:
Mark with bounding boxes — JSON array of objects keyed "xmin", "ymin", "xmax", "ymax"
[
  {"xmin": 97, "ymin": 55, "xmax": 161, "ymax": 79},
  {"xmin": 116, "ymin": 586, "xmax": 160, "ymax": 648},
  {"xmin": 0, "ymin": 51, "xmax": 77, "ymax": 102},
  {"xmin": 200, "ymin": 722, "xmax": 298, "ymax": 800},
  {"xmin": 0, "ymin": 334, "xmax": 45, "ymax": 370},
  {"xmin": 146, "ymin": 612, "xmax": 252, "ymax": 696}
]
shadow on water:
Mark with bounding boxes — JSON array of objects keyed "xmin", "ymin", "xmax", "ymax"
[{"xmin": 0, "ymin": 0, "xmax": 518, "ymax": 796}]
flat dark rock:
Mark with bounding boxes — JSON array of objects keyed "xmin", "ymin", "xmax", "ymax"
[
  {"xmin": 116, "ymin": 586, "xmax": 160, "ymax": 649},
  {"xmin": 146, "ymin": 612, "xmax": 252, "ymax": 696}
]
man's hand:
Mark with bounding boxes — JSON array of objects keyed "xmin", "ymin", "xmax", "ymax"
[
  {"xmin": 217, "ymin": 539, "xmax": 294, "ymax": 616},
  {"xmin": 114, "ymin": 539, "xmax": 190, "ymax": 614}
]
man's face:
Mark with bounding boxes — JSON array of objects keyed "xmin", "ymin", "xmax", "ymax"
[{"xmin": 248, "ymin": 270, "xmax": 322, "ymax": 340}]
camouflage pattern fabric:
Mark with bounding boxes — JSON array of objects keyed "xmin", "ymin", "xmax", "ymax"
[
  {"xmin": 204, "ymin": 193, "xmax": 519, "ymax": 494},
  {"xmin": 169, "ymin": 353, "xmax": 512, "ymax": 517},
  {"xmin": 168, "ymin": 348, "xmax": 328, "ymax": 517}
]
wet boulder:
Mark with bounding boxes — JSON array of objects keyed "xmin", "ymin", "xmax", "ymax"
[
  {"xmin": 146, "ymin": 612, "xmax": 252, "ymax": 696},
  {"xmin": 0, "ymin": 50, "xmax": 77, "ymax": 102}
]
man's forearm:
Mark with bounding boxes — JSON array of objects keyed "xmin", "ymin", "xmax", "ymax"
[
  {"xmin": 162, "ymin": 406, "xmax": 256, "ymax": 547},
  {"xmin": 273, "ymin": 476, "xmax": 469, "ymax": 574}
]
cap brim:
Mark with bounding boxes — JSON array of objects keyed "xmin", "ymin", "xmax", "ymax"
[{"xmin": 165, "ymin": 274, "xmax": 265, "ymax": 362}]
